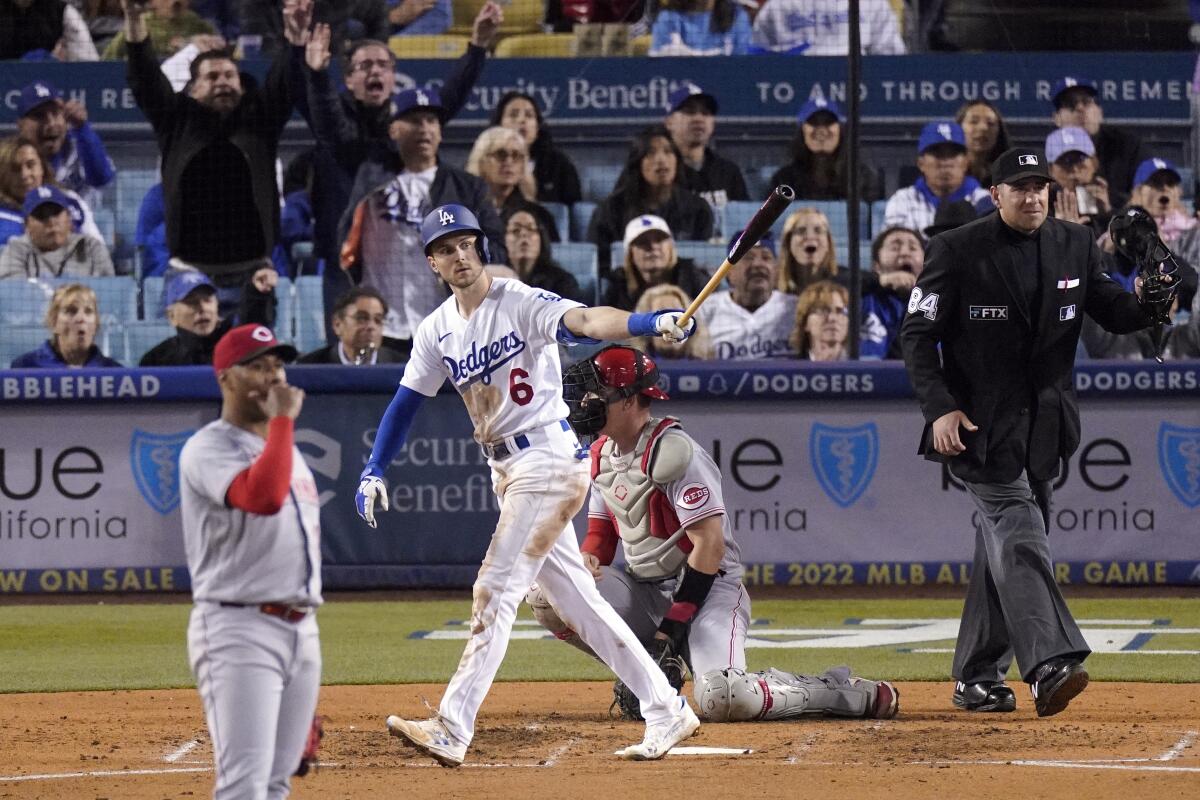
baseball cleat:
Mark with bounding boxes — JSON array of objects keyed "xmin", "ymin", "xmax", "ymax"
[
  {"xmin": 1030, "ymin": 660, "xmax": 1089, "ymax": 718},
  {"xmin": 621, "ymin": 699, "xmax": 700, "ymax": 761},
  {"xmin": 386, "ymin": 715, "xmax": 467, "ymax": 767},
  {"xmin": 868, "ymin": 680, "xmax": 900, "ymax": 719},
  {"xmin": 952, "ymin": 681, "xmax": 1017, "ymax": 713}
]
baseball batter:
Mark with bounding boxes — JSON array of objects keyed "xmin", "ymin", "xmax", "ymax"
[
  {"xmin": 527, "ymin": 345, "xmax": 900, "ymax": 723},
  {"xmin": 355, "ymin": 204, "xmax": 703, "ymax": 766},
  {"xmin": 179, "ymin": 324, "xmax": 322, "ymax": 799}
]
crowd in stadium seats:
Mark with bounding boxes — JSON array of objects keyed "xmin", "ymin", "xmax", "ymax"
[{"xmin": 2, "ymin": 0, "xmax": 1199, "ymax": 369}]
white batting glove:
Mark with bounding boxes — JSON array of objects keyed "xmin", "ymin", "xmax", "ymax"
[
  {"xmin": 652, "ymin": 309, "xmax": 696, "ymax": 344},
  {"xmin": 355, "ymin": 476, "xmax": 389, "ymax": 528}
]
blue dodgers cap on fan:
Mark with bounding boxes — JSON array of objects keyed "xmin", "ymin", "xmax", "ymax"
[
  {"xmin": 164, "ymin": 270, "xmax": 217, "ymax": 307},
  {"xmin": 1133, "ymin": 157, "xmax": 1182, "ymax": 187},
  {"xmin": 21, "ymin": 185, "xmax": 71, "ymax": 216},
  {"xmin": 727, "ymin": 228, "xmax": 776, "ymax": 257},
  {"xmin": 17, "ymin": 80, "xmax": 63, "ymax": 117},
  {"xmin": 796, "ymin": 96, "xmax": 845, "ymax": 124},
  {"xmin": 1051, "ymin": 76, "xmax": 1098, "ymax": 108},
  {"xmin": 1044, "ymin": 126, "xmax": 1096, "ymax": 163},
  {"xmin": 667, "ymin": 82, "xmax": 718, "ymax": 114},
  {"xmin": 917, "ymin": 120, "xmax": 966, "ymax": 154},
  {"xmin": 390, "ymin": 87, "xmax": 444, "ymax": 120}
]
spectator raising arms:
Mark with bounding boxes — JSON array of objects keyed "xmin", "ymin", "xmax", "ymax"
[
  {"xmin": 604, "ymin": 214, "xmax": 710, "ymax": 311},
  {"xmin": 466, "ymin": 127, "xmax": 561, "ymax": 242},
  {"xmin": 490, "ymin": 91, "xmax": 582, "ymax": 205},
  {"xmin": 503, "ymin": 208, "xmax": 587, "ymax": 304},
  {"xmin": 789, "ymin": 280, "xmax": 849, "ymax": 362},
  {"xmin": 0, "ymin": 0, "xmax": 98, "ymax": 60},
  {"xmin": 11, "ymin": 283, "xmax": 122, "ymax": 368},
  {"xmin": 588, "ymin": 125, "xmax": 714, "ymax": 276},
  {"xmin": 884, "ymin": 120, "xmax": 991, "ymax": 236},
  {"xmin": 860, "ymin": 226, "xmax": 923, "ymax": 361},
  {"xmin": 0, "ymin": 136, "xmax": 104, "ymax": 247},
  {"xmin": 0, "ymin": 186, "xmax": 113, "ymax": 279},
  {"xmin": 236, "ymin": 0, "xmax": 388, "ymax": 59},
  {"xmin": 297, "ymin": 286, "xmax": 407, "ymax": 364},
  {"xmin": 777, "ymin": 207, "xmax": 837, "ymax": 294},
  {"xmin": 102, "ymin": 0, "xmax": 218, "ymax": 59},
  {"xmin": 751, "ymin": 0, "xmax": 904, "ymax": 55},
  {"xmin": 649, "ymin": 0, "xmax": 752, "ymax": 56},
  {"xmin": 955, "ymin": 99, "xmax": 1010, "ymax": 188},
  {"xmin": 663, "ymin": 83, "xmax": 749, "ymax": 217},
  {"xmin": 16, "ymin": 81, "xmax": 116, "ymax": 208},
  {"xmin": 696, "ymin": 229, "xmax": 796, "ymax": 359},
  {"xmin": 769, "ymin": 97, "xmax": 877, "ymax": 201}
]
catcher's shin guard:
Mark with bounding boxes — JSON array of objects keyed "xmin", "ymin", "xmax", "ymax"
[
  {"xmin": 524, "ymin": 584, "xmax": 596, "ymax": 657},
  {"xmin": 696, "ymin": 667, "xmax": 891, "ymax": 721}
]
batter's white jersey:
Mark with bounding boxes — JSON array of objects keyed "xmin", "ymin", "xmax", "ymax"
[
  {"xmin": 697, "ymin": 290, "xmax": 797, "ymax": 360},
  {"xmin": 180, "ymin": 419, "xmax": 323, "ymax": 606},
  {"xmin": 401, "ymin": 277, "xmax": 585, "ymax": 444}
]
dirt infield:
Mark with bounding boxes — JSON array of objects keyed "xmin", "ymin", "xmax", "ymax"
[{"xmin": 2, "ymin": 682, "xmax": 1197, "ymax": 799}]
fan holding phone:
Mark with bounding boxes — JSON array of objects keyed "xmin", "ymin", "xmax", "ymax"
[{"xmin": 1046, "ymin": 127, "xmax": 1121, "ymax": 238}]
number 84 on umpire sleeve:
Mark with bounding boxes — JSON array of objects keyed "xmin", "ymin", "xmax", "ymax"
[{"xmin": 907, "ymin": 287, "xmax": 940, "ymax": 320}]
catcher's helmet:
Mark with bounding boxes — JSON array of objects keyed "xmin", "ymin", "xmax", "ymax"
[
  {"xmin": 562, "ymin": 345, "xmax": 668, "ymax": 440},
  {"xmin": 420, "ymin": 204, "xmax": 490, "ymax": 262},
  {"xmin": 1108, "ymin": 205, "xmax": 1169, "ymax": 264}
]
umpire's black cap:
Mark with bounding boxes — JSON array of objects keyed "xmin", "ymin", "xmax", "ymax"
[{"xmin": 990, "ymin": 147, "xmax": 1052, "ymax": 187}]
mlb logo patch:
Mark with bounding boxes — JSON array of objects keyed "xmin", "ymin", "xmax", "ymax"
[
  {"xmin": 1018, "ymin": 155, "xmax": 1039, "ymax": 166},
  {"xmin": 1059, "ymin": 304, "xmax": 1076, "ymax": 321}
]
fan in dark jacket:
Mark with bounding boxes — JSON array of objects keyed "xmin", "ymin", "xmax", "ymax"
[
  {"xmin": 236, "ymin": 0, "xmax": 388, "ymax": 59},
  {"xmin": 490, "ymin": 91, "xmax": 582, "ymax": 205},
  {"xmin": 123, "ymin": 1, "xmax": 306, "ymax": 307},
  {"xmin": 602, "ymin": 214, "xmax": 710, "ymax": 311},
  {"xmin": 297, "ymin": 286, "xmax": 407, "ymax": 363},
  {"xmin": 769, "ymin": 97, "xmax": 879, "ymax": 201},
  {"xmin": 139, "ymin": 269, "xmax": 277, "ymax": 367},
  {"xmin": 503, "ymin": 205, "xmax": 586, "ymax": 304},
  {"xmin": 588, "ymin": 124, "xmax": 713, "ymax": 276}
]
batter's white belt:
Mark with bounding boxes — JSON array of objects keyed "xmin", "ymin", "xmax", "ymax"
[{"xmin": 481, "ymin": 419, "xmax": 575, "ymax": 460}]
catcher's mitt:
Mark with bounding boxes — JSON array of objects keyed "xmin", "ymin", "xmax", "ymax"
[
  {"xmin": 294, "ymin": 714, "xmax": 324, "ymax": 777},
  {"xmin": 610, "ymin": 637, "xmax": 687, "ymax": 721}
]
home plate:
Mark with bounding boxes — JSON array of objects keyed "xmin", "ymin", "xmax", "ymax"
[{"xmin": 614, "ymin": 746, "xmax": 753, "ymax": 756}]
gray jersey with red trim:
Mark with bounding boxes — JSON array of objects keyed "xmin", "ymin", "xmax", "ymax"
[{"xmin": 588, "ymin": 425, "xmax": 743, "ymax": 581}]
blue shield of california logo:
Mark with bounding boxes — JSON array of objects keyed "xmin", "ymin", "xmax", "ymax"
[
  {"xmin": 130, "ymin": 430, "xmax": 194, "ymax": 515},
  {"xmin": 1158, "ymin": 422, "xmax": 1200, "ymax": 509},
  {"xmin": 810, "ymin": 422, "xmax": 879, "ymax": 508}
]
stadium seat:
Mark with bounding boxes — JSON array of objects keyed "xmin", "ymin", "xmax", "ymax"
[
  {"xmin": 0, "ymin": 325, "xmax": 52, "ymax": 366},
  {"xmin": 570, "ymin": 202, "xmax": 597, "ymax": 242},
  {"xmin": 92, "ymin": 206, "xmax": 116, "ymax": 249},
  {"xmin": 273, "ymin": 277, "xmax": 294, "ymax": 344},
  {"xmin": 387, "ymin": 35, "xmax": 470, "ymax": 59},
  {"xmin": 674, "ymin": 241, "xmax": 728, "ymax": 272},
  {"xmin": 121, "ymin": 320, "xmax": 174, "ymax": 365},
  {"xmin": 628, "ymin": 34, "xmax": 651, "ymax": 56},
  {"xmin": 494, "ymin": 33, "xmax": 575, "ymax": 57},
  {"xmin": 550, "ymin": 242, "xmax": 598, "ymax": 305},
  {"xmin": 870, "ymin": 199, "xmax": 890, "ymax": 237},
  {"xmin": 448, "ymin": 0, "xmax": 542, "ymax": 35},
  {"xmin": 142, "ymin": 275, "xmax": 165, "ymax": 320},
  {"xmin": 1178, "ymin": 166, "xmax": 1195, "ymax": 199},
  {"xmin": 727, "ymin": 200, "xmax": 870, "ymax": 244},
  {"xmin": 292, "ymin": 275, "xmax": 325, "ymax": 353},
  {"xmin": 0, "ymin": 279, "xmax": 56, "ymax": 326},
  {"xmin": 541, "ymin": 201, "xmax": 570, "ymax": 241},
  {"xmin": 580, "ymin": 165, "xmax": 617, "ymax": 202},
  {"xmin": 113, "ymin": 168, "xmax": 159, "ymax": 257},
  {"xmin": 65, "ymin": 276, "xmax": 138, "ymax": 325}
]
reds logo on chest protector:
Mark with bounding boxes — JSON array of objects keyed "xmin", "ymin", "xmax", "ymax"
[{"xmin": 590, "ymin": 417, "xmax": 694, "ymax": 581}]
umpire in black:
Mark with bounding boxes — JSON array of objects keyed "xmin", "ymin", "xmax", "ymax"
[{"xmin": 900, "ymin": 147, "xmax": 1173, "ymax": 718}]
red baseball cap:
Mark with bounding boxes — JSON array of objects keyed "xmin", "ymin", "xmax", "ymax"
[{"xmin": 212, "ymin": 324, "xmax": 298, "ymax": 373}]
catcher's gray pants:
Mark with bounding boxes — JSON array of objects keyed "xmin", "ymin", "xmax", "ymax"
[{"xmin": 952, "ymin": 473, "xmax": 1091, "ymax": 685}]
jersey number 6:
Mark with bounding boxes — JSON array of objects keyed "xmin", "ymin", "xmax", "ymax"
[{"xmin": 509, "ymin": 368, "xmax": 534, "ymax": 405}]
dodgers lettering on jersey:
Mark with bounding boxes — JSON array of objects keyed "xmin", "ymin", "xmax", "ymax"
[
  {"xmin": 401, "ymin": 278, "xmax": 585, "ymax": 444},
  {"xmin": 697, "ymin": 291, "xmax": 797, "ymax": 360}
]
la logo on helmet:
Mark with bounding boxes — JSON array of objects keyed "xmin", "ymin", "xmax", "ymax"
[{"xmin": 439, "ymin": 209, "xmax": 455, "ymax": 226}]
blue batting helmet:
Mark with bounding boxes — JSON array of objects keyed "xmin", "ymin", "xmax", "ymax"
[{"xmin": 420, "ymin": 204, "xmax": 490, "ymax": 262}]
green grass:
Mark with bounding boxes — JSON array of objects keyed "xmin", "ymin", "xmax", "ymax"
[{"xmin": 2, "ymin": 597, "xmax": 1198, "ymax": 693}]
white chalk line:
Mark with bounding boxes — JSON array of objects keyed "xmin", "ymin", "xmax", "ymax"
[
  {"xmin": 163, "ymin": 739, "xmax": 200, "ymax": 763},
  {"xmin": 1158, "ymin": 730, "xmax": 1198, "ymax": 761},
  {"xmin": 0, "ymin": 767, "xmax": 211, "ymax": 783},
  {"xmin": 911, "ymin": 759, "xmax": 1200, "ymax": 774},
  {"xmin": 543, "ymin": 737, "xmax": 579, "ymax": 767}
]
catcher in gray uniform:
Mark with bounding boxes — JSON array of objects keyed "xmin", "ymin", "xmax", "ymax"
[{"xmin": 526, "ymin": 345, "xmax": 900, "ymax": 722}]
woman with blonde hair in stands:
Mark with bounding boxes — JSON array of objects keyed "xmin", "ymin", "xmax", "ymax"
[
  {"xmin": 789, "ymin": 280, "xmax": 849, "ymax": 362},
  {"xmin": 0, "ymin": 136, "xmax": 103, "ymax": 248},
  {"xmin": 604, "ymin": 214, "xmax": 710, "ymax": 311},
  {"xmin": 778, "ymin": 207, "xmax": 839, "ymax": 294},
  {"xmin": 466, "ymin": 126, "xmax": 561, "ymax": 241},
  {"xmin": 632, "ymin": 283, "xmax": 711, "ymax": 360},
  {"xmin": 10, "ymin": 283, "xmax": 122, "ymax": 368}
]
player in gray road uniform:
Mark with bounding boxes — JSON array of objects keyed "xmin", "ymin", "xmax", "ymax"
[
  {"xmin": 527, "ymin": 345, "xmax": 900, "ymax": 722},
  {"xmin": 179, "ymin": 324, "xmax": 322, "ymax": 799}
]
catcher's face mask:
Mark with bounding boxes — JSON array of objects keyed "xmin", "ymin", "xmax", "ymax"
[{"xmin": 562, "ymin": 345, "xmax": 666, "ymax": 443}]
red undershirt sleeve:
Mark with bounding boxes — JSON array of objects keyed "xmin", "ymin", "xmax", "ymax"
[
  {"xmin": 225, "ymin": 417, "xmax": 294, "ymax": 515},
  {"xmin": 581, "ymin": 515, "xmax": 619, "ymax": 566}
]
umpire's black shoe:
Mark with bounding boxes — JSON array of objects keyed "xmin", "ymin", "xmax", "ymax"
[
  {"xmin": 1029, "ymin": 659, "xmax": 1089, "ymax": 718},
  {"xmin": 952, "ymin": 681, "xmax": 1016, "ymax": 712}
]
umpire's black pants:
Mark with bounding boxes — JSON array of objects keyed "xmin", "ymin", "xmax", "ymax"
[{"xmin": 952, "ymin": 471, "xmax": 1091, "ymax": 685}]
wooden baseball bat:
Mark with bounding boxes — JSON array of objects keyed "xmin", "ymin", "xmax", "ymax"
[{"xmin": 676, "ymin": 184, "xmax": 796, "ymax": 327}]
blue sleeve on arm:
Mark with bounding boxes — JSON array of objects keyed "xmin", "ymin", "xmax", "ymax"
[
  {"xmin": 70, "ymin": 125, "xmax": 116, "ymax": 189},
  {"xmin": 362, "ymin": 385, "xmax": 426, "ymax": 478},
  {"xmin": 557, "ymin": 318, "xmax": 601, "ymax": 345}
]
